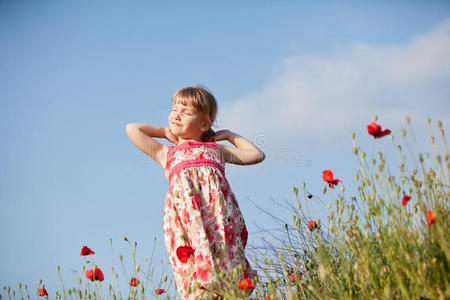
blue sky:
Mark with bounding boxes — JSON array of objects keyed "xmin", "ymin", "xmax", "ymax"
[{"xmin": 1, "ymin": 0, "xmax": 449, "ymax": 297}]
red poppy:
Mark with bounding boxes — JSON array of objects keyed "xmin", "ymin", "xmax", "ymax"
[
  {"xmin": 308, "ymin": 220, "xmax": 318, "ymax": 231},
  {"xmin": 80, "ymin": 245, "xmax": 95, "ymax": 256},
  {"xmin": 256, "ymin": 298, "xmax": 271, "ymax": 300},
  {"xmin": 402, "ymin": 195, "xmax": 411, "ymax": 206},
  {"xmin": 129, "ymin": 277, "xmax": 140, "ymax": 287},
  {"xmin": 288, "ymin": 271, "xmax": 302, "ymax": 282},
  {"xmin": 346, "ymin": 230, "xmax": 354, "ymax": 237},
  {"xmin": 38, "ymin": 287, "xmax": 48, "ymax": 296},
  {"xmin": 322, "ymin": 170, "xmax": 342, "ymax": 189},
  {"xmin": 176, "ymin": 246, "xmax": 195, "ymax": 263},
  {"xmin": 427, "ymin": 210, "xmax": 435, "ymax": 229},
  {"xmin": 238, "ymin": 277, "xmax": 255, "ymax": 290},
  {"xmin": 367, "ymin": 122, "xmax": 391, "ymax": 138},
  {"xmin": 155, "ymin": 289, "xmax": 165, "ymax": 294},
  {"xmin": 85, "ymin": 266, "xmax": 104, "ymax": 282}
]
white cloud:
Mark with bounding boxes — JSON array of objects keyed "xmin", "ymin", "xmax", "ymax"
[{"xmin": 217, "ymin": 19, "xmax": 450, "ymax": 150}]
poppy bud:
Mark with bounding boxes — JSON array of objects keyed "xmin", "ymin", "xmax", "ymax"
[{"xmin": 135, "ymin": 264, "xmax": 140, "ymax": 272}]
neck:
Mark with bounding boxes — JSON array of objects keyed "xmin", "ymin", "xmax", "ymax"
[{"xmin": 177, "ymin": 136, "xmax": 203, "ymax": 144}]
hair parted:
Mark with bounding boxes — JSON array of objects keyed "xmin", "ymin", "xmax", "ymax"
[{"xmin": 172, "ymin": 85, "xmax": 218, "ymax": 142}]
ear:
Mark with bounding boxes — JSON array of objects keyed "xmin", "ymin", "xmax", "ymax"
[{"xmin": 200, "ymin": 119, "xmax": 212, "ymax": 132}]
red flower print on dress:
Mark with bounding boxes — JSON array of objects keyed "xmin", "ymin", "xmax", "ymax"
[
  {"xmin": 207, "ymin": 232, "xmax": 215, "ymax": 243},
  {"xmin": 174, "ymin": 214, "xmax": 181, "ymax": 228},
  {"xmin": 38, "ymin": 287, "xmax": 48, "ymax": 296},
  {"xmin": 85, "ymin": 266, "xmax": 104, "ymax": 282},
  {"xmin": 176, "ymin": 246, "xmax": 195, "ymax": 263},
  {"xmin": 238, "ymin": 277, "xmax": 255, "ymax": 290},
  {"xmin": 241, "ymin": 225, "xmax": 248, "ymax": 248},
  {"xmin": 192, "ymin": 192, "xmax": 202, "ymax": 210},
  {"xmin": 427, "ymin": 210, "xmax": 435, "ymax": 229},
  {"xmin": 193, "ymin": 254, "xmax": 213, "ymax": 283},
  {"xmin": 322, "ymin": 170, "xmax": 342, "ymax": 189},
  {"xmin": 402, "ymin": 195, "xmax": 411, "ymax": 206},
  {"xmin": 209, "ymin": 190, "xmax": 217, "ymax": 205},
  {"xmin": 182, "ymin": 208, "xmax": 190, "ymax": 225},
  {"xmin": 308, "ymin": 220, "xmax": 318, "ymax": 231},
  {"xmin": 221, "ymin": 182, "xmax": 230, "ymax": 199},
  {"xmin": 224, "ymin": 224, "xmax": 237, "ymax": 246},
  {"xmin": 367, "ymin": 122, "xmax": 391, "ymax": 138},
  {"xmin": 129, "ymin": 277, "xmax": 140, "ymax": 287},
  {"xmin": 155, "ymin": 289, "xmax": 165, "ymax": 294},
  {"xmin": 80, "ymin": 245, "xmax": 95, "ymax": 256},
  {"xmin": 166, "ymin": 227, "xmax": 176, "ymax": 250}
]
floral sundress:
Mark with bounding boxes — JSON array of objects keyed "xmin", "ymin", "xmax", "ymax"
[{"xmin": 162, "ymin": 141, "xmax": 257, "ymax": 300}]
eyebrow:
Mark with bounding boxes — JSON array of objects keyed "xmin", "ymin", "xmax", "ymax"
[{"xmin": 172, "ymin": 105, "xmax": 196, "ymax": 112}]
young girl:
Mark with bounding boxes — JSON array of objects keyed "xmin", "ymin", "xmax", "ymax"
[{"xmin": 126, "ymin": 86, "xmax": 266, "ymax": 299}]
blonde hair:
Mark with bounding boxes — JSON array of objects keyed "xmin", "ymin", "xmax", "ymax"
[{"xmin": 172, "ymin": 85, "xmax": 218, "ymax": 142}]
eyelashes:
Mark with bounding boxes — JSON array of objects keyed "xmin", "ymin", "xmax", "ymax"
[{"xmin": 172, "ymin": 109, "xmax": 192, "ymax": 116}]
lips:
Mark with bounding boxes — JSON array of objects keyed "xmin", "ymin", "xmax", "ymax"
[{"xmin": 172, "ymin": 122, "xmax": 182, "ymax": 127}]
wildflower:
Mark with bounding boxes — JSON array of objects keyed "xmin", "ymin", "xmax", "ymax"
[
  {"xmin": 85, "ymin": 266, "xmax": 104, "ymax": 282},
  {"xmin": 176, "ymin": 246, "xmax": 195, "ymax": 263},
  {"xmin": 322, "ymin": 170, "xmax": 342, "ymax": 189},
  {"xmin": 346, "ymin": 230, "xmax": 354, "ymax": 237},
  {"xmin": 80, "ymin": 245, "xmax": 95, "ymax": 256},
  {"xmin": 238, "ymin": 277, "xmax": 255, "ymax": 290},
  {"xmin": 427, "ymin": 210, "xmax": 435, "ymax": 229},
  {"xmin": 308, "ymin": 220, "xmax": 318, "ymax": 231},
  {"xmin": 38, "ymin": 287, "xmax": 48, "ymax": 296},
  {"xmin": 129, "ymin": 277, "xmax": 140, "ymax": 287},
  {"xmin": 367, "ymin": 122, "xmax": 391, "ymax": 138},
  {"xmin": 288, "ymin": 271, "xmax": 302, "ymax": 282},
  {"xmin": 402, "ymin": 195, "xmax": 411, "ymax": 206},
  {"xmin": 155, "ymin": 288, "xmax": 165, "ymax": 294}
]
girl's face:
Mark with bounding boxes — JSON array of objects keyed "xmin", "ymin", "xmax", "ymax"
[{"xmin": 169, "ymin": 101, "xmax": 210, "ymax": 140}]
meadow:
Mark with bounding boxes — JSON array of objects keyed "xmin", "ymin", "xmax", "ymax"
[{"xmin": 2, "ymin": 117, "xmax": 448, "ymax": 300}]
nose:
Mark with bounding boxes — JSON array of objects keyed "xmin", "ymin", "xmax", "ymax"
[{"xmin": 172, "ymin": 110, "xmax": 181, "ymax": 121}]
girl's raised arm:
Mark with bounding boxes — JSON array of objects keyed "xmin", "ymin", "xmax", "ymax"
[
  {"xmin": 215, "ymin": 130, "xmax": 266, "ymax": 165},
  {"xmin": 126, "ymin": 123, "xmax": 175, "ymax": 168}
]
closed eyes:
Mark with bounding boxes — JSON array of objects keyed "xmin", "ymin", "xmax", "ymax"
[{"xmin": 172, "ymin": 108, "xmax": 194, "ymax": 115}]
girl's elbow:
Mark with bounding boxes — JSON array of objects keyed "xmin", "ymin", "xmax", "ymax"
[
  {"xmin": 258, "ymin": 152, "xmax": 266, "ymax": 163},
  {"xmin": 251, "ymin": 152, "xmax": 266, "ymax": 164}
]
